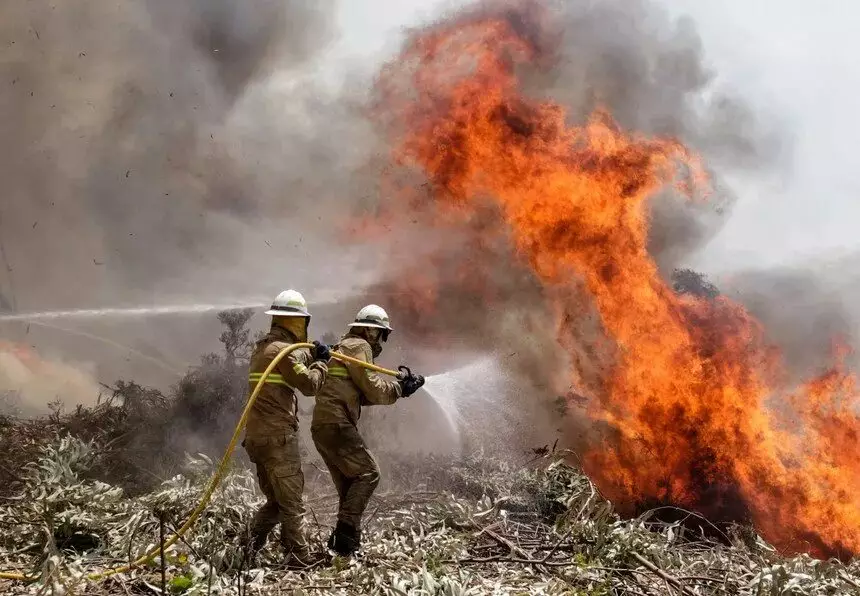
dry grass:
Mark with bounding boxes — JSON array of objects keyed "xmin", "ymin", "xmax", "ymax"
[{"xmin": 1, "ymin": 436, "xmax": 858, "ymax": 595}]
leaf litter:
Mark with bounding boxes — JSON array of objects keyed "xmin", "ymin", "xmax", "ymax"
[{"xmin": 1, "ymin": 436, "xmax": 858, "ymax": 595}]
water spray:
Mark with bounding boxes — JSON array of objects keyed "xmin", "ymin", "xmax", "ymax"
[
  {"xmin": 0, "ymin": 301, "xmax": 266, "ymax": 322},
  {"xmin": 0, "ymin": 289, "xmax": 353, "ymax": 323},
  {"xmin": 420, "ymin": 355, "xmax": 501, "ymax": 438},
  {"xmin": 19, "ymin": 320, "xmax": 184, "ymax": 376}
]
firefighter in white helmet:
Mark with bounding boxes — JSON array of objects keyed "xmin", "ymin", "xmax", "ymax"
[
  {"xmin": 242, "ymin": 290, "xmax": 331, "ymax": 567},
  {"xmin": 311, "ymin": 304, "xmax": 425, "ymax": 556}
]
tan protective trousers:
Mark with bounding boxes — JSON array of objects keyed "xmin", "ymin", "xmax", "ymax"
[
  {"xmin": 243, "ymin": 432, "xmax": 308, "ymax": 557},
  {"xmin": 311, "ymin": 423, "xmax": 380, "ymax": 529}
]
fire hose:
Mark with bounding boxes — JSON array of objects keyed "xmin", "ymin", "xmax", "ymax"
[{"xmin": 0, "ymin": 343, "xmax": 400, "ymax": 584}]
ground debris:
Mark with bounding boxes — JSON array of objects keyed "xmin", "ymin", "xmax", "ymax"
[{"xmin": 1, "ymin": 437, "xmax": 858, "ymax": 595}]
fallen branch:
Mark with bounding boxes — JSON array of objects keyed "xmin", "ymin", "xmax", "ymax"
[
  {"xmin": 840, "ymin": 571, "xmax": 860, "ymax": 592},
  {"xmin": 540, "ymin": 527, "xmax": 575, "ymax": 563},
  {"xmin": 451, "ymin": 556, "xmax": 584, "ymax": 568},
  {"xmin": 484, "ymin": 527, "xmax": 533, "ymax": 562},
  {"xmin": 631, "ymin": 552, "xmax": 696, "ymax": 596}
]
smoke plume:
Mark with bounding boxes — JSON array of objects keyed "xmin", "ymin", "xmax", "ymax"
[
  {"xmin": 0, "ymin": 0, "xmax": 348, "ymax": 314},
  {"xmin": 722, "ymin": 254, "xmax": 860, "ymax": 380},
  {"xmin": 2, "ymin": 0, "xmax": 782, "ymax": 374},
  {"xmin": 0, "ymin": 0, "xmax": 812, "ymax": 480},
  {"xmin": 0, "ymin": 0, "xmax": 390, "ymax": 402}
]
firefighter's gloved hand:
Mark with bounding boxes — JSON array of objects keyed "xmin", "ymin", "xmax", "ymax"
[
  {"xmin": 399, "ymin": 372, "xmax": 425, "ymax": 397},
  {"xmin": 312, "ymin": 341, "xmax": 331, "ymax": 362}
]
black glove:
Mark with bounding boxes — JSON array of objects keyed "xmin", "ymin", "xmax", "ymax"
[
  {"xmin": 401, "ymin": 374, "xmax": 425, "ymax": 397},
  {"xmin": 397, "ymin": 366, "xmax": 425, "ymax": 397},
  {"xmin": 312, "ymin": 340, "xmax": 331, "ymax": 362}
]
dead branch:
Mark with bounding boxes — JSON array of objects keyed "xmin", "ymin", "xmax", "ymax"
[{"xmin": 631, "ymin": 552, "xmax": 696, "ymax": 596}]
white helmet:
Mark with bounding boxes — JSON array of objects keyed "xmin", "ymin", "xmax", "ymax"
[
  {"xmin": 265, "ymin": 289, "xmax": 311, "ymax": 317},
  {"xmin": 348, "ymin": 304, "xmax": 392, "ymax": 331}
]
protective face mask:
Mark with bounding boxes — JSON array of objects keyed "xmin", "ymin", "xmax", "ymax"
[{"xmin": 277, "ymin": 316, "xmax": 308, "ymax": 342}]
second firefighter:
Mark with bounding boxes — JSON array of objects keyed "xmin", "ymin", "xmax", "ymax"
[{"xmin": 311, "ymin": 304, "xmax": 425, "ymax": 556}]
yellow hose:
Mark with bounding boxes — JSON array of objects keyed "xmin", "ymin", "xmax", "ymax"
[{"xmin": 0, "ymin": 343, "xmax": 399, "ymax": 584}]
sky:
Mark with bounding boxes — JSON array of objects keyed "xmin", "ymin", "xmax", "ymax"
[
  {"xmin": 664, "ymin": 2, "xmax": 860, "ymax": 272},
  {"xmin": 333, "ymin": 0, "xmax": 860, "ymax": 274}
]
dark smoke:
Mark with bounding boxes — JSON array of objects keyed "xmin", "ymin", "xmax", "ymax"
[
  {"xmin": 0, "ymin": 0, "xmax": 341, "ymax": 313},
  {"xmin": 0, "ymin": 0, "xmax": 400, "ymax": 422},
  {"xmin": 156, "ymin": 0, "xmax": 330, "ymax": 101}
]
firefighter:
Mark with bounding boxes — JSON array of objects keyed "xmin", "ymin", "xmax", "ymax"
[
  {"xmin": 242, "ymin": 289, "xmax": 331, "ymax": 567},
  {"xmin": 311, "ymin": 304, "xmax": 425, "ymax": 556}
]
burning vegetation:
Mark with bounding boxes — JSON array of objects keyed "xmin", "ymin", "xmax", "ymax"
[
  {"xmin": 3, "ymin": 430, "xmax": 860, "ymax": 595},
  {"xmin": 2, "ymin": 0, "xmax": 859, "ymax": 592},
  {"xmin": 369, "ymin": 0, "xmax": 859, "ymax": 560}
]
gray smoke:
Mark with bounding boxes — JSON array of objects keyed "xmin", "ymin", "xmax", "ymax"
[
  {"xmin": 722, "ymin": 254, "xmax": 860, "ymax": 380},
  {"xmin": 0, "ymin": 0, "xmax": 348, "ymax": 315},
  {"xmin": 0, "ymin": 0, "xmax": 391, "ymax": 413},
  {"xmin": 0, "ymin": 0, "xmax": 782, "ymax": 354},
  {"xmin": 0, "ymin": 344, "xmax": 102, "ymax": 416},
  {"xmin": 0, "ymin": 0, "xmax": 797, "ymax": 459},
  {"xmin": 508, "ymin": 0, "xmax": 784, "ymax": 271}
]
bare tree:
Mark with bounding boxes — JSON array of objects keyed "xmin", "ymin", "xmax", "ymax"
[{"xmin": 217, "ymin": 308, "xmax": 255, "ymax": 365}]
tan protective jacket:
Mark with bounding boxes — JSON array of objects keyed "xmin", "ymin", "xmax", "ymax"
[
  {"xmin": 311, "ymin": 334, "xmax": 402, "ymax": 428},
  {"xmin": 244, "ymin": 326, "xmax": 328, "ymax": 438}
]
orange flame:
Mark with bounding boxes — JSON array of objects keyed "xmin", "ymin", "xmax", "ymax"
[{"xmin": 371, "ymin": 3, "xmax": 860, "ymax": 557}]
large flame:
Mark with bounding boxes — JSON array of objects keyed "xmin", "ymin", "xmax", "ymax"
[{"xmin": 370, "ymin": 2, "xmax": 860, "ymax": 557}]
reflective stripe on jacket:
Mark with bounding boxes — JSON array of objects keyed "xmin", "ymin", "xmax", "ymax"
[
  {"xmin": 244, "ymin": 326, "xmax": 328, "ymax": 437},
  {"xmin": 311, "ymin": 334, "xmax": 401, "ymax": 427}
]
